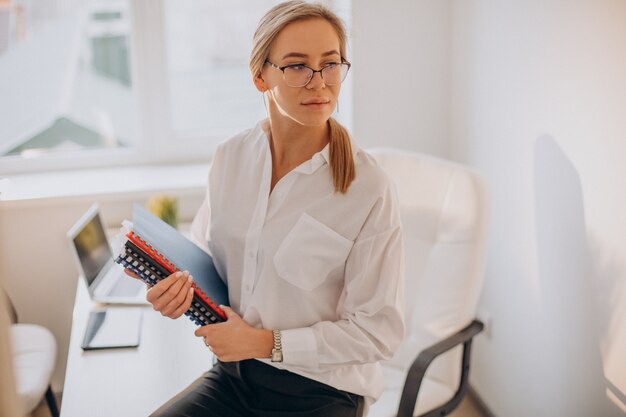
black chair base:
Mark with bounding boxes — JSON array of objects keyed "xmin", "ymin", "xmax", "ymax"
[{"xmin": 45, "ymin": 385, "xmax": 60, "ymax": 417}]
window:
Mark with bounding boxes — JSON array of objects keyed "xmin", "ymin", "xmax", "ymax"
[
  {"xmin": 0, "ymin": 0, "xmax": 352, "ymax": 174},
  {"xmin": 165, "ymin": 0, "xmax": 270, "ymax": 138},
  {"xmin": 0, "ymin": 0, "xmax": 136, "ymax": 168}
]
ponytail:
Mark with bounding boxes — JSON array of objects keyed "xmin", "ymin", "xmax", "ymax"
[{"xmin": 328, "ymin": 118, "xmax": 355, "ymax": 194}]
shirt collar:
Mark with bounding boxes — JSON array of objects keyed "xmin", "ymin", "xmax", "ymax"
[{"xmin": 293, "ymin": 143, "xmax": 329, "ymax": 175}]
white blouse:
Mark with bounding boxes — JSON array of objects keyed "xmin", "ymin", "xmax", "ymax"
[{"xmin": 190, "ymin": 119, "xmax": 405, "ymax": 402}]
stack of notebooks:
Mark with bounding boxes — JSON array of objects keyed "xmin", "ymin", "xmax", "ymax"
[{"xmin": 115, "ymin": 205, "xmax": 228, "ymax": 326}]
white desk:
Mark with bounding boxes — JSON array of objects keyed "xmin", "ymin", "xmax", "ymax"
[{"xmin": 61, "ymin": 277, "xmax": 214, "ymax": 417}]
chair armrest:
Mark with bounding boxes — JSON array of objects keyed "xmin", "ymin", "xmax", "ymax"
[{"xmin": 397, "ymin": 319, "xmax": 484, "ymax": 417}]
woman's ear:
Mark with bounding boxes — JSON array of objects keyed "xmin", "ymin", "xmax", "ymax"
[{"xmin": 253, "ymin": 74, "xmax": 268, "ymax": 93}]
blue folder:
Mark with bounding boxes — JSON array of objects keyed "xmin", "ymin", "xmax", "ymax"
[{"xmin": 116, "ymin": 204, "xmax": 228, "ymax": 325}]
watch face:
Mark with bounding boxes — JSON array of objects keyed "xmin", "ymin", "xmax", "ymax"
[{"xmin": 272, "ymin": 350, "xmax": 283, "ymax": 362}]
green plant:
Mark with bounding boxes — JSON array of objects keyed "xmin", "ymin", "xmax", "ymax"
[{"xmin": 146, "ymin": 195, "xmax": 179, "ymax": 228}]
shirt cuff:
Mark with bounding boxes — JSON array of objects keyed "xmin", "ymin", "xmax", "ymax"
[{"xmin": 280, "ymin": 327, "xmax": 318, "ymax": 369}]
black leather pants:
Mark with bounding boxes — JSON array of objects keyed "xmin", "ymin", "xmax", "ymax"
[{"xmin": 149, "ymin": 359, "xmax": 365, "ymax": 417}]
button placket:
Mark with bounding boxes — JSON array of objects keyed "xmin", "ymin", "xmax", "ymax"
[
  {"xmin": 241, "ymin": 240, "xmax": 256, "ymax": 309},
  {"xmin": 241, "ymin": 144, "xmax": 272, "ymax": 309},
  {"xmin": 267, "ymin": 173, "xmax": 297, "ymax": 221},
  {"xmin": 242, "ymin": 230, "xmax": 262, "ymax": 308}
]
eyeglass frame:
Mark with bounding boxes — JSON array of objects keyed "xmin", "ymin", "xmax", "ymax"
[{"xmin": 264, "ymin": 59, "xmax": 352, "ymax": 87}]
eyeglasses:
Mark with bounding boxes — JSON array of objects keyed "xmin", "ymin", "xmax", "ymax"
[{"xmin": 264, "ymin": 60, "xmax": 351, "ymax": 88}]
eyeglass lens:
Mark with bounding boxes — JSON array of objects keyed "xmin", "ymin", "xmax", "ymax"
[{"xmin": 283, "ymin": 64, "xmax": 349, "ymax": 87}]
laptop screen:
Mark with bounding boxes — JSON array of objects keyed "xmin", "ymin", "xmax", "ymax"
[{"xmin": 72, "ymin": 213, "xmax": 113, "ymax": 285}]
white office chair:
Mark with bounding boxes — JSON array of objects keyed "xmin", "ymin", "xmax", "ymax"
[
  {"xmin": 4, "ymin": 290, "xmax": 59, "ymax": 417},
  {"xmin": 367, "ymin": 148, "xmax": 489, "ymax": 417}
]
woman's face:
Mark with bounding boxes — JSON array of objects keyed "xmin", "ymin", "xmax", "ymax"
[{"xmin": 258, "ymin": 18, "xmax": 343, "ymax": 127}]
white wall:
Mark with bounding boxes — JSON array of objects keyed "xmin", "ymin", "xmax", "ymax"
[
  {"xmin": 450, "ymin": 1, "xmax": 626, "ymax": 415},
  {"xmin": 352, "ymin": 0, "xmax": 451, "ymax": 157}
]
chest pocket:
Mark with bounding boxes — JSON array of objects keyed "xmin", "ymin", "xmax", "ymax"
[{"xmin": 273, "ymin": 213, "xmax": 353, "ymax": 291}]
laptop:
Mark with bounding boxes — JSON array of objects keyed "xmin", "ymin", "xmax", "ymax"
[{"xmin": 68, "ymin": 203, "xmax": 148, "ymax": 305}]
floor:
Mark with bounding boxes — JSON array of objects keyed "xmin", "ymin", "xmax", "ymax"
[
  {"xmin": 450, "ymin": 393, "xmax": 488, "ymax": 417},
  {"xmin": 32, "ymin": 391, "xmax": 489, "ymax": 417}
]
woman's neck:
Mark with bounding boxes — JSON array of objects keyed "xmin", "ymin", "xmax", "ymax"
[
  {"xmin": 267, "ymin": 115, "xmax": 329, "ymax": 169},
  {"xmin": 264, "ymin": 108, "xmax": 330, "ymax": 193}
]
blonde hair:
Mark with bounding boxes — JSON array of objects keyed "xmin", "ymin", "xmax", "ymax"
[{"xmin": 250, "ymin": 1, "xmax": 355, "ymax": 193}]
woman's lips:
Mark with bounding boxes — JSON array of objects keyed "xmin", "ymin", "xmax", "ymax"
[{"xmin": 302, "ymin": 99, "xmax": 330, "ymax": 109}]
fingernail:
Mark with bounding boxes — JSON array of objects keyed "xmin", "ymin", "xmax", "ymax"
[
  {"xmin": 176, "ymin": 271, "xmax": 182, "ymax": 278},
  {"xmin": 184, "ymin": 270, "xmax": 190, "ymax": 277},
  {"xmin": 187, "ymin": 275, "xmax": 193, "ymax": 283},
  {"xmin": 189, "ymin": 287, "xmax": 194, "ymax": 294}
]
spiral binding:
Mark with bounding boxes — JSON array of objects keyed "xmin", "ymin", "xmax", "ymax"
[{"xmin": 115, "ymin": 234, "xmax": 226, "ymax": 325}]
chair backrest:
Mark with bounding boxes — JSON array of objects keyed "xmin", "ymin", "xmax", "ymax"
[
  {"xmin": 2, "ymin": 288, "xmax": 18, "ymax": 324},
  {"xmin": 0, "ymin": 285, "xmax": 23, "ymax": 417},
  {"xmin": 369, "ymin": 148, "xmax": 489, "ymax": 391}
]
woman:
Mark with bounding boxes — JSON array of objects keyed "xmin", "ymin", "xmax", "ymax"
[{"xmin": 136, "ymin": 2, "xmax": 405, "ymax": 416}]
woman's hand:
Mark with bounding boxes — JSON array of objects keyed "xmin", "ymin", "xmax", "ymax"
[
  {"xmin": 194, "ymin": 306, "xmax": 274, "ymax": 362},
  {"xmin": 124, "ymin": 268, "xmax": 152, "ymax": 289},
  {"xmin": 125, "ymin": 269, "xmax": 194, "ymax": 319}
]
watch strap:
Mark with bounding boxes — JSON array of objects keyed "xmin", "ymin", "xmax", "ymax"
[{"xmin": 271, "ymin": 329, "xmax": 283, "ymax": 362}]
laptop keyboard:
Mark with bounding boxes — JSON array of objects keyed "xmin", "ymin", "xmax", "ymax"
[{"xmin": 108, "ymin": 275, "xmax": 143, "ymax": 297}]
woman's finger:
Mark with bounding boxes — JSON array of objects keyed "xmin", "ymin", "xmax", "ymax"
[
  {"xmin": 151, "ymin": 274, "xmax": 187, "ymax": 311},
  {"xmin": 123, "ymin": 269, "xmax": 141, "ymax": 280},
  {"xmin": 168, "ymin": 287, "xmax": 195, "ymax": 319},
  {"xmin": 147, "ymin": 271, "xmax": 187, "ymax": 303},
  {"xmin": 161, "ymin": 276, "xmax": 193, "ymax": 317}
]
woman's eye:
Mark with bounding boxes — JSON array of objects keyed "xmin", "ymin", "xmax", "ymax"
[
  {"xmin": 289, "ymin": 64, "xmax": 308, "ymax": 71},
  {"xmin": 324, "ymin": 62, "xmax": 339, "ymax": 68}
]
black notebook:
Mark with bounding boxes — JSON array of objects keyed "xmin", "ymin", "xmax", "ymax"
[{"xmin": 115, "ymin": 204, "xmax": 229, "ymax": 326}]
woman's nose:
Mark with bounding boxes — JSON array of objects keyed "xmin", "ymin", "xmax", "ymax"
[{"xmin": 306, "ymin": 70, "xmax": 326, "ymax": 90}]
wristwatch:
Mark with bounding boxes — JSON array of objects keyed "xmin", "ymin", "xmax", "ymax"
[{"xmin": 271, "ymin": 330, "xmax": 283, "ymax": 362}]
